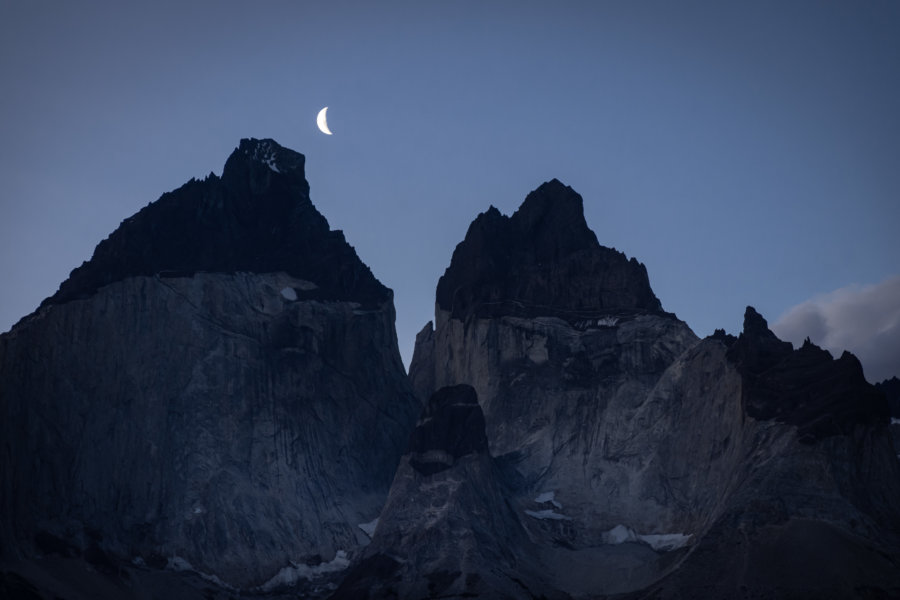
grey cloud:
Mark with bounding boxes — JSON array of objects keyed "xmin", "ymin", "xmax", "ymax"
[{"xmin": 772, "ymin": 276, "xmax": 900, "ymax": 383}]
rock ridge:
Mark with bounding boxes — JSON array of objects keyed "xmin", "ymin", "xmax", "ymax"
[
  {"xmin": 41, "ymin": 137, "xmax": 387, "ymax": 312},
  {"xmin": 727, "ymin": 306, "xmax": 889, "ymax": 443}
]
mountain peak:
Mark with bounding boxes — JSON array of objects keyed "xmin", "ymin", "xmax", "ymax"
[
  {"xmin": 435, "ymin": 180, "xmax": 662, "ymax": 321},
  {"xmin": 233, "ymin": 137, "xmax": 304, "ymax": 175},
  {"xmin": 41, "ymin": 138, "xmax": 388, "ymax": 309},
  {"xmin": 728, "ymin": 306, "xmax": 887, "ymax": 442}
]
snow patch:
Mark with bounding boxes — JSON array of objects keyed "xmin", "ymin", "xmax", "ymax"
[
  {"xmin": 525, "ymin": 509, "xmax": 571, "ymax": 521},
  {"xmin": 281, "ymin": 287, "xmax": 298, "ymax": 301},
  {"xmin": 166, "ymin": 555, "xmax": 234, "ymax": 589},
  {"xmin": 602, "ymin": 525, "xmax": 692, "ymax": 552},
  {"xmin": 604, "ymin": 524, "xmax": 637, "ymax": 544},
  {"xmin": 891, "ymin": 418, "xmax": 900, "ymax": 425},
  {"xmin": 575, "ymin": 316, "xmax": 619, "ymax": 329},
  {"xmin": 534, "ymin": 491, "xmax": 563, "ymax": 509},
  {"xmin": 246, "ymin": 140, "xmax": 282, "ymax": 173},
  {"xmin": 258, "ymin": 551, "xmax": 350, "ymax": 592},
  {"xmin": 359, "ymin": 518, "xmax": 379, "ymax": 538}
]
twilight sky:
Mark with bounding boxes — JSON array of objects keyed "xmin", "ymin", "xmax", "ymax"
[{"xmin": 1, "ymin": 1, "xmax": 898, "ymax": 381}]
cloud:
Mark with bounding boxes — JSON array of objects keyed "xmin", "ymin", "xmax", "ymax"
[{"xmin": 772, "ymin": 276, "xmax": 900, "ymax": 383}]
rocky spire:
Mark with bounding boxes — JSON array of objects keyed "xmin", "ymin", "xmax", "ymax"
[
  {"xmin": 727, "ymin": 306, "xmax": 888, "ymax": 442},
  {"xmin": 435, "ymin": 179, "xmax": 662, "ymax": 321}
]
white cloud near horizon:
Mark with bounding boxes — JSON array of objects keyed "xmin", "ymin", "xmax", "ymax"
[{"xmin": 772, "ymin": 276, "xmax": 900, "ymax": 384}]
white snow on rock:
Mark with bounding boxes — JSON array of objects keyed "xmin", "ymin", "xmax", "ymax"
[
  {"xmin": 166, "ymin": 556, "xmax": 235, "ymax": 589},
  {"xmin": 575, "ymin": 316, "xmax": 619, "ymax": 329},
  {"xmin": 602, "ymin": 525, "xmax": 692, "ymax": 551},
  {"xmin": 891, "ymin": 418, "xmax": 900, "ymax": 425},
  {"xmin": 525, "ymin": 509, "xmax": 571, "ymax": 521},
  {"xmin": 258, "ymin": 550, "xmax": 350, "ymax": 592},
  {"xmin": 534, "ymin": 491, "xmax": 563, "ymax": 509},
  {"xmin": 246, "ymin": 139, "xmax": 282, "ymax": 173},
  {"xmin": 603, "ymin": 524, "xmax": 638, "ymax": 544},
  {"xmin": 281, "ymin": 287, "xmax": 298, "ymax": 301},
  {"xmin": 359, "ymin": 518, "xmax": 379, "ymax": 538}
]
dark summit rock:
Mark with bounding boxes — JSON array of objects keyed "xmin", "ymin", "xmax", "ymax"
[
  {"xmin": 408, "ymin": 384, "xmax": 489, "ymax": 476},
  {"xmin": 43, "ymin": 138, "xmax": 387, "ymax": 310},
  {"xmin": 435, "ymin": 179, "xmax": 662, "ymax": 322},
  {"xmin": 727, "ymin": 306, "xmax": 889, "ymax": 443},
  {"xmin": 876, "ymin": 376, "xmax": 900, "ymax": 418}
]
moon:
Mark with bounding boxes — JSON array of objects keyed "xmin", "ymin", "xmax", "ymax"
[{"xmin": 316, "ymin": 107, "xmax": 333, "ymax": 135}]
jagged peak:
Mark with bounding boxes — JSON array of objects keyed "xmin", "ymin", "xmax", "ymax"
[
  {"xmin": 39, "ymin": 138, "xmax": 387, "ymax": 310},
  {"xmin": 233, "ymin": 137, "xmax": 304, "ymax": 175},
  {"xmin": 513, "ymin": 178, "xmax": 587, "ymax": 224},
  {"xmin": 727, "ymin": 306, "xmax": 887, "ymax": 441},
  {"xmin": 435, "ymin": 180, "xmax": 661, "ymax": 321},
  {"xmin": 741, "ymin": 306, "xmax": 778, "ymax": 338}
]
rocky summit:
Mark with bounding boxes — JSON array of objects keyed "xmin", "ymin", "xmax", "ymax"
[
  {"xmin": 434, "ymin": 179, "xmax": 662, "ymax": 324},
  {"xmin": 2, "ymin": 143, "xmax": 899, "ymax": 599}
]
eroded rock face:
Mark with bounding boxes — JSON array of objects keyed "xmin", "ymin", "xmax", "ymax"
[
  {"xmin": 334, "ymin": 385, "xmax": 561, "ymax": 600},
  {"xmin": 413, "ymin": 183, "xmax": 700, "ymax": 552},
  {"xmin": 633, "ymin": 312, "xmax": 900, "ymax": 599},
  {"xmin": 410, "ymin": 181, "xmax": 900, "ymax": 598},
  {"xmin": 0, "ymin": 139, "xmax": 419, "ymax": 591}
]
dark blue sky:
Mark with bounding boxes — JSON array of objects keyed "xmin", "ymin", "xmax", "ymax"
[{"xmin": 2, "ymin": 1, "xmax": 898, "ymax": 379}]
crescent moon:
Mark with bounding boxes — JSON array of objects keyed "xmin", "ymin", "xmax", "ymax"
[{"xmin": 316, "ymin": 107, "xmax": 333, "ymax": 135}]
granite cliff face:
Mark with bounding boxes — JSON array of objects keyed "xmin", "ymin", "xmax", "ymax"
[
  {"xmin": 333, "ymin": 384, "xmax": 560, "ymax": 599},
  {"xmin": 408, "ymin": 181, "xmax": 900, "ymax": 598},
  {"xmin": 0, "ymin": 139, "xmax": 419, "ymax": 594}
]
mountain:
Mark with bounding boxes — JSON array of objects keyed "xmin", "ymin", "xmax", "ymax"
[
  {"xmin": 0, "ymin": 138, "xmax": 419, "ymax": 596},
  {"xmin": 3, "ymin": 147, "xmax": 899, "ymax": 599},
  {"xmin": 408, "ymin": 180, "xmax": 900, "ymax": 598}
]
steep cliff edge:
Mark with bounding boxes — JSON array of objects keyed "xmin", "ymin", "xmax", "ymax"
[
  {"xmin": 0, "ymin": 139, "xmax": 419, "ymax": 593},
  {"xmin": 412, "ymin": 181, "xmax": 700, "ymax": 547}
]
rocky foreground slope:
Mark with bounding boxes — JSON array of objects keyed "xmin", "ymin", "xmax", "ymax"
[{"xmin": 1, "ymin": 144, "xmax": 898, "ymax": 599}]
